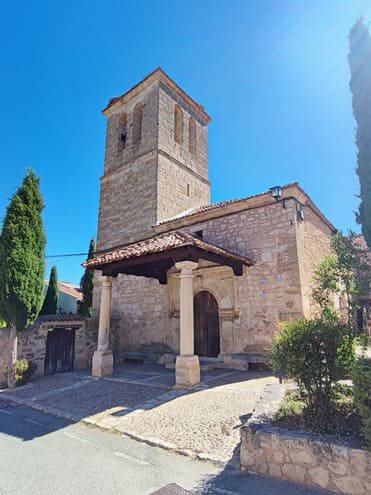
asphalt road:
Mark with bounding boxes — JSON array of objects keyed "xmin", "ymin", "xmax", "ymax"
[{"xmin": 0, "ymin": 400, "xmax": 331, "ymax": 495}]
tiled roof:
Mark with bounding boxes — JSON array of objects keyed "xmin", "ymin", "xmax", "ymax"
[
  {"xmin": 30, "ymin": 314, "xmax": 85, "ymax": 329},
  {"xmin": 157, "ymin": 183, "xmax": 298, "ymax": 225},
  {"xmin": 44, "ymin": 281, "xmax": 83, "ymax": 301},
  {"xmin": 84, "ymin": 230, "xmax": 253, "ymax": 269},
  {"xmin": 36, "ymin": 314, "xmax": 85, "ymax": 323}
]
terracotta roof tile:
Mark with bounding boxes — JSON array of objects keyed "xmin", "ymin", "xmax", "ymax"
[
  {"xmin": 84, "ymin": 230, "xmax": 253, "ymax": 269},
  {"xmin": 44, "ymin": 281, "xmax": 83, "ymax": 301},
  {"xmin": 157, "ymin": 183, "xmax": 298, "ymax": 225}
]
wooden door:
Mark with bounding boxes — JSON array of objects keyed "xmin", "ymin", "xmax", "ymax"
[
  {"xmin": 194, "ymin": 291, "xmax": 220, "ymax": 357},
  {"xmin": 44, "ymin": 328, "xmax": 75, "ymax": 375}
]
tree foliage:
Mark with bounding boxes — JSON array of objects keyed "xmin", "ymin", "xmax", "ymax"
[
  {"xmin": 312, "ymin": 232, "xmax": 369, "ymax": 329},
  {"xmin": 0, "ymin": 169, "xmax": 46, "ymax": 329},
  {"xmin": 78, "ymin": 237, "xmax": 95, "ymax": 317},
  {"xmin": 269, "ymin": 233, "xmax": 363, "ymax": 428},
  {"xmin": 40, "ymin": 265, "xmax": 59, "ymax": 315},
  {"xmin": 270, "ymin": 314, "xmax": 354, "ymax": 427},
  {"xmin": 352, "ymin": 358, "xmax": 371, "ymax": 450},
  {"xmin": 349, "ymin": 19, "xmax": 371, "ymax": 249}
]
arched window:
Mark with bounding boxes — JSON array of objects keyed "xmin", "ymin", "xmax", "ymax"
[
  {"xmin": 132, "ymin": 103, "xmax": 143, "ymax": 144},
  {"xmin": 189, "ymin": 118, "xmax": 196, "ymax": 155},
  {"xmin": 174, "ymin": 104, "xmax": 183, "ymax": 145},
  {"xmin": 118, "ymin": 112, "xmax": 127, "ymax": 151}
]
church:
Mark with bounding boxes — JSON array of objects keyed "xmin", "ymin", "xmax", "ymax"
[{"xmin": 85, "ymin": 68, "xmax": 335, "ymax": 388}]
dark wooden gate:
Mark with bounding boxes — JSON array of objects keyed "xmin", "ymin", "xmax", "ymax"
[
  {"xmin": 194, "ymin": 291, "xmax": 220, "ymax": 357},
  {"xmin": 44, "ymin": 328, "xmax": 75, "ymax": 375}
]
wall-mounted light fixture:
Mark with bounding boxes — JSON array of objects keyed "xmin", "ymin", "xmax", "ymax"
[
  {"xmin": 270, "ymin": 185, "xmax": 283, "ymax": 200},
  {"xmin": 270, "ymin": 185, "xmax": 305, "ymax": 221}
]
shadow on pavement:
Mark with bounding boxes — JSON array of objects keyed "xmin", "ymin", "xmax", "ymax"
[{"xmin": 0, "ymin": 399, "xmax": 71, "ymax": 441}]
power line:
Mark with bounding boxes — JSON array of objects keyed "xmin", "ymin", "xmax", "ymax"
[{"xmin": 46, "ymin": 253, "xmax": 88, "ymax": 258}]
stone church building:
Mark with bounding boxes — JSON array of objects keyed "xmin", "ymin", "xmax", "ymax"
[{"xmin": 86, "ymin": 68, "xmax": 336, "ymax": 388}]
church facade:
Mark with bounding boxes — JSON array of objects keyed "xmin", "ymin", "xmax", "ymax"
[{"xmin": 86, "ymin": 68, "xmax": 336, "ymax": 387}]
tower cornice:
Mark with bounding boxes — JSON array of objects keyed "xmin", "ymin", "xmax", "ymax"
[{"xmin": 102, "ymin": 67, "xmax": 211, "ymax": 125}]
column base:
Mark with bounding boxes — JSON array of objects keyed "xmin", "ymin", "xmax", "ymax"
[
  {"xmin": 92, "ymin": 350, "xmax": 113, "ymax": 377},
  {"xmin": 174, "ymin": 355, "xmax": 200, "ymax": 389}
]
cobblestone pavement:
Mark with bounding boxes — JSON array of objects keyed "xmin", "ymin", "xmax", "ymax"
[{"xmin": 0, "ymin": 364, "xmax": 277, "ymax": 465}]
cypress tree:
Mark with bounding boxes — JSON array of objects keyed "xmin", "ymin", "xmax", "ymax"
[
  {"xmin": 349, "ymin": 19, "xmax": 371, "ymax": 249},
  {"xmin": 40, "ymin": 265, "xmax": 59, "ymax": 315},
  {"xmin": 0, "ymin": 169, "xmax": 46, "ymax": 387},
  {"xmin": 78, "ymin": 237, "xmax": 96, "ymax": 317}
]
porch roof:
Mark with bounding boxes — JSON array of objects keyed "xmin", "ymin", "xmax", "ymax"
[{"xmin": 83, "ymin": 230, "xmax": 253, "ymax": 284}]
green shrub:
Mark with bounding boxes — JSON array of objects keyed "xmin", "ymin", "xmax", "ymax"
[
  {"xmin": 270, "ymin": 314, "xmax": 355, "ymax": 426},
  {"xmin": 352, "ymin": 358, "xmax": 371, "ymax": 450},
  {"xmin": 13, "ymin": 359, "xmax": 35, "ymax": 387}
]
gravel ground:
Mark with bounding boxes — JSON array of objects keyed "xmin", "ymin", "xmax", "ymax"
[{"xmin": 115, "ymin": 372, "xmax": 277, "ymax": 462}]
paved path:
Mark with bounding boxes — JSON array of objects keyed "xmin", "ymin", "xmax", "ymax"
[
  {"xmin": 0, "ymin": 364, "xmax": 277, "ymax": 465},
  {"xmin": 0, "ymin": 400, "xmax": 332, "ymax": 494}
]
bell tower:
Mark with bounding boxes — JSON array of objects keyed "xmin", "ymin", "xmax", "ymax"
[{"xmin": 97, "ymin": 68, "xmax": 211, "ymax": 252}]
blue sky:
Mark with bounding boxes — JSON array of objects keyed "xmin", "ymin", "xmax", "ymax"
[{"xmin": 1, "ymin": 1, "xmax": 370, "ymax": 284}]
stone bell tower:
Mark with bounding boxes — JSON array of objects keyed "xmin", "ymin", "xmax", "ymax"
[{"xmin": 97, "ymin": 68, "xmax": 212, "ymax": 252}]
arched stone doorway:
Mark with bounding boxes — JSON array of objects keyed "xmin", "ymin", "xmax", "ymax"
[{"xmin": 194, "ymin": 291, "xmax": 220, "ymax": 357}]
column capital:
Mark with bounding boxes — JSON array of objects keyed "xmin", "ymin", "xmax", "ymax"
[
  {"xmin": 175, "ymin": 261, "xmax": 198, "ymax": 273},
  {"xmin": 99, "ymin": 275, "xmax": 112, "ymax": 287}
]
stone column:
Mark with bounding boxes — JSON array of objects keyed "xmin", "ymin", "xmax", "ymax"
[
  {"xmin": 174, "ymin": 261, "xmax": 200, "ymax": 388},
  {"xmin": 92, "ymin": 276, "xmax": 114, "ymax": 377}
]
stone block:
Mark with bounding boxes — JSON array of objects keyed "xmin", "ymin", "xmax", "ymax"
[
  {"xmin": 289, "ymin": 449, "xmax": 317, "ymax": 468},
  {"xmin": 175, "ymin": 355, "xmax": 200, "ymax": 388},
  {"xmin": 282, "ymin": 463, "xmax": 306, "ymax": 483},
  {"xmin": 269, "ymin": 462, "xmax": 282, "ymax": 478},
  {"xmin": 308, "ymin": 466, "xmax": 330, "ymax": 489},
  {"xmin": 92, "ymin": 350, "xmax": 113, "ymax": 377},
  {"xmin": 332, "ymin": 476, "xmax": 365, "ymax": 495},
  {"xmin": 328, "ymin": 461, "xmax": 348, "ymax": 476}
]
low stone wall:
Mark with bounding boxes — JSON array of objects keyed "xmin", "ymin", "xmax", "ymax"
[{"xmin": 240, "ymin": 385, "xmax": 371, "ymax": 495}]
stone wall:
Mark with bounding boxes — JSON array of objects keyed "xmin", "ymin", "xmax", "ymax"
[
  {"xmin": 157, "ymin": 151, "xmax": 210, "ymax": 223},
  {"xmin": 158, "ymin": 83, "xmax": 209, "ymax": 183},
  {"xmin": 240, "ymin": 384, "xmax": 371, "ymax": 495},
  {"xmin": 296, "ymin": 204, "xmax": 333, "ymax": 316},
  {"xmin": 112, "ymin": 274, "xmax": 178, "ymax": 353},
  {"xmin": 99, "ymin": 199, "xmax": 309, "ymax": 356},
  {"xmin": 182, "ymin": 200, "xmax": 304, "ymax": 353},
  {"xmin": 97, "ymin": 77, "xmax": 211, "ymax": 252},
  {"xmin": 0, "ymin": 318, "xmax": 89, "ymax": 387}
]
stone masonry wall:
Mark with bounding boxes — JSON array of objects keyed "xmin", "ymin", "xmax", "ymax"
[
  {"xmin": 240, "ymin": 385, "xmax": 371, "ymax": 495},
  {"xmin": 111, "ymin": 274, "xmax": 178, "ymax": 353},
  {"xmin": 182, "ymin": 200, "xmax": 304, "ymax": 353},
  {"xmin": 104, "ymin": 200, "xmax": 307, "ymax": 356},
  {"xmin": 157, "ymin": 152, "xmax": 210, "ymax": 223},
  {"xmin": 0, "ymin": 320, "xmax": 89, "ymax": 387},
  {"xmin": 103, "ymin": 82, "xmax": 159, "ymax": 176},
  {"xmin": 158, "ymin": 83, "xmax": 209, "ymax": 181},
  {"xmin": 97, "ymin": 150, "xmax": 158, "ymax": 250},
  {"xmin": 296, "ymin": 205, "xmax": 333, "ymax": 316}
]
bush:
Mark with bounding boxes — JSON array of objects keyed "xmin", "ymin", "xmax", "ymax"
[
  {"xmin": 13, "ymin": 359, "xmax": 35, "ymax": 387},
  {"xmin": 270, "ymin": 314, "xmax": 355, "ymax": 426},
  {"xmin": 352, "ymin": 358, "xmax": 371, "ymax": 450}
]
